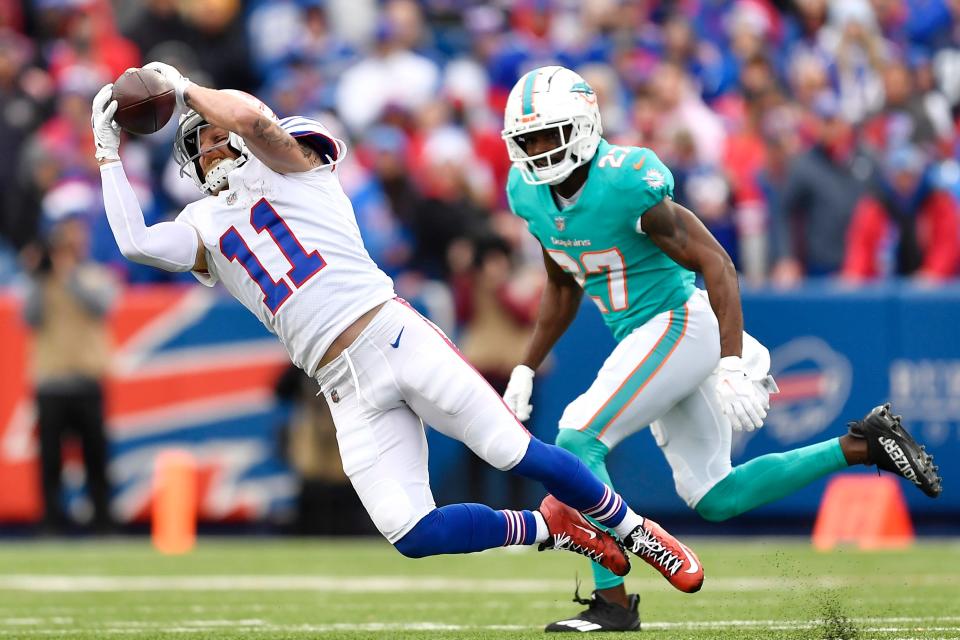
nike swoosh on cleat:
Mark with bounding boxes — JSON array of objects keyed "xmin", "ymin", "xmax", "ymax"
[
  {"xmin": 680, "ymin": 543, "xmax": 700, "ymax": 574},
  {"xmin": 390, "ymin": 327, "xmax": 404, "ymax": 349},
  {"xmin": 572, "ymin": 524, "xmax": 597, "ymax": 540}
]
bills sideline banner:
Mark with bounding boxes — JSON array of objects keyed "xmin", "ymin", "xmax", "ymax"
[
  {"xmin": 0, "ymin": 286, "xmax": 294, "ymax": 524},
  {"xmin": 1, "ymin": 282, "xmax": 958, "ymax": 525}
]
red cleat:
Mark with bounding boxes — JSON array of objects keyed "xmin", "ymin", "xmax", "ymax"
[
  {"xmin": 622, "ymin": 518, "xmax": 703, "ymax": 593},
  {"xmin": 537, "ymin": 495, "xmax": 630, "ymax": 577}
]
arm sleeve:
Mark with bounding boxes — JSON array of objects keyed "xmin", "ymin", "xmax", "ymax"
[{"xmin": 99, "ymin": 162, "xmax": 199, "ymax": 272}]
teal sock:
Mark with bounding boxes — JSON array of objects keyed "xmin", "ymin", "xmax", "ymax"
[
  {"xmin": 696, "ymin": 437, "xmax": 848, "ymax": 522},
  {"xmin": 555, "ymin": 430, "xmax": 624, "ymax": 591}
]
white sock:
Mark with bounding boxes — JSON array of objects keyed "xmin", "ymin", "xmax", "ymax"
[
  {"xmin": 533, "ymin": 511, "xmax": 549, "ymax": 543},
  {"xmin": 612, "ymin": 509, "xmax": 644, "ymax": 540}
]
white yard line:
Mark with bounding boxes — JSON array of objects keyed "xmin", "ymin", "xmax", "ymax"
[
  {"xmin": 0, "ymin": 574, "xmax": 956, "ymax": 593},
  {"xmin": 0, "ymin": 618, "xmax": 959, "ymax": 636}
]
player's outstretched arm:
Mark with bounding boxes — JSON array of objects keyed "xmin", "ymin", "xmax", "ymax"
[
  {"xmin": 144, "ymin": 62, "xmax": 326, "ymax": 175},
  {"xmin": 92, "ymin": 84, "xmax": 204, "ymax": 273},
  {"xmin": 187, "ymin": 84, "xmax": 325, "ymax": 174},
  {"xmin": 642, "ymin": 198, "xmax": 743, "ymax": 358}
]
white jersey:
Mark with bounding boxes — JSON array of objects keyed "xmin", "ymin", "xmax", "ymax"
[{"xmin": 176, "ymin": 116, "xmax": 395, "ymax": 374}]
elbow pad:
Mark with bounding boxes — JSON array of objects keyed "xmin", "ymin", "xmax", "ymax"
[{"xmin": 100, "ymin": 162, "xmax": 199, "ymax": 272}]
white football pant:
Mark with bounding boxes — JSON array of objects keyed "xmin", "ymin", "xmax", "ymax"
[
  {"xmin": 559, "ymin": 289, "xmax": 766, "ymax": 508},
  {"xmin": 314, "ymin": 299, "xmax": 532, "ymax": 543}
]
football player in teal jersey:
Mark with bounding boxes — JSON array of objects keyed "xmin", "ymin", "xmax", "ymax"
[{"xmin": 500, "ymin": 66, "xmax": 943, "ymax": 633}]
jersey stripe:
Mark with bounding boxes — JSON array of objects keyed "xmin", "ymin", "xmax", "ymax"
[
  {"xmin": 279, "ymin": 115, "xmax": 340, "ymax": 162},
  {"xmin": 279, "ymin": 116, "xmax": 324, "ymax": 131},
  {"xmin": 579, "ymin": 304, "xmax": 689, "ymax": 438},
  {"xmin": 521, "ymin": 70, "xmax": 538, "ymax": 115}
]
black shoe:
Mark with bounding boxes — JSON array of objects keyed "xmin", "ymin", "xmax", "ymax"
[
  {"xmin": 848, "ymin": 403, "xmax": 942, "ymax": 498},
  {"xmin": 545, "ymin": 586, "xmax": 640, "ymax": 633}
]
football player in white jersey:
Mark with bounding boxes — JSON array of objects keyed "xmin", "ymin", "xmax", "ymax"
[{"xmin": 90, "ymin": 62, "xmax": 707, "ymax": 592}]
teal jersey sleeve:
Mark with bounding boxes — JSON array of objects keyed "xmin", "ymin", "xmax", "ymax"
[{"xmin": 601, "ymin": 146, "xmax": 675, "ymax": 223}]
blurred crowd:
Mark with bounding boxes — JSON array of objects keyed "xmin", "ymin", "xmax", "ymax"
[{"xmin": 2, "ymin": 0, "xmax": 960, "ymax": 307}]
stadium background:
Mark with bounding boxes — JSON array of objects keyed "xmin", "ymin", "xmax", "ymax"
[{"xmin": 0, "ymin": 0, "xmax": 959, "ymax": 535}]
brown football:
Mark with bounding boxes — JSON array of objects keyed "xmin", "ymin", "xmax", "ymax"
[{"xmin": 111, "ymin": 68, "xmax": 176, "ymax": 135}]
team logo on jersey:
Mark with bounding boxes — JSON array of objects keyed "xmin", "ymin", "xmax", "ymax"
[
  {"xmin": 643, "ymin": 169, "xmax": 665, "ymax": 189},
  {"xmin": 330, "ymin": 389, "xmax": 340, "ymax": 404},
  {"xmin": 554, "ymin": 216, "xmax": 566, "ymax": 231}
]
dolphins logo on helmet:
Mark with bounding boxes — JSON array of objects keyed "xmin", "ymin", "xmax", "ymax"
[
  {"xmin": 173, "ymin": 90, "xmax": 277, "ymax": 195},
  {"xmin": 501, "ymin": 66, "xmax": 603, "ymax": 186}
]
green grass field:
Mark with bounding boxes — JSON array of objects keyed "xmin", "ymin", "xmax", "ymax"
[{"xmin": 0, "ymin": 537, "xmax": 957, "ymax": 639}]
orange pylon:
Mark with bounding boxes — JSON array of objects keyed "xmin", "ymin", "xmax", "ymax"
[
  {"xmin": 812, "ymin": 475, "xmax": 914, "ymax": 551},
  {"xmin": 152, "ymin": 449, "xmax": 198, "ymax": 555}
]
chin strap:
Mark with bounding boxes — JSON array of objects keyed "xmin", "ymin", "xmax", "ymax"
[{"xmin": 203, "ymin": 155, "xmax": 247, "ymax": 194}]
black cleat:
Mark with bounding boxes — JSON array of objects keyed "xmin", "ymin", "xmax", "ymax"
[
  {"xmin": 848, "ymin": 403, "xmax": 942, "ymax": 498},
  {"xmin": 545, "ymin": 586, "xmax": 640, "ymax": 633}
]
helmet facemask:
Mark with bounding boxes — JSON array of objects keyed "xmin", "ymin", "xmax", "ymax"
[
  {"xmin": 504, "ymin": 116, "xmax": 599, "ymax": 185},
  {"xmin": 173, "ymin": 112, "xmax": 248, "ymax": 195}
]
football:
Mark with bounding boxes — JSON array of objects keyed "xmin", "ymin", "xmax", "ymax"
[{"xmin": 111, "ymin": 68, "xmax": 176, "ymax": 135}]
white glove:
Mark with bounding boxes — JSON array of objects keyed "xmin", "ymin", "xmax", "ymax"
[
  {"xmin": 503, "ymin": 365, "xmax": 535, "ymax": 422},
  {"xmin": 91, "ymin": 84, "xmax": 121, "ymax": 162},
  {"xmin": 142, "ymin": 61, "xmax": 190, "ymax": 109},
  {"xmin": 715, "ymin": 356, "xmax": 770, "ymax": 432}
]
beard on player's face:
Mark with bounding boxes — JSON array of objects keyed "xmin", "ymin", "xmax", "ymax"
[{"xmin": 198, "ymin": 126, "xmax": 240, "ymax": 178}]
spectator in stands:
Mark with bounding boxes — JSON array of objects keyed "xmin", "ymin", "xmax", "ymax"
[
  {"xmin": 452, "ymin": 235, "xmax": 540, "ymax": 509},
  {"xmin": 770, "ymin": 92, "xmax": 872, "ymax": 284},
  {"xmin": 659, "ymin": 12, "xmax": 727, "ymax": 102},
  {"xmin": 22, "ymin": 212, "xmax": 116, "ymax": 535},
  {"xmin": 122, "ymin": 0, "xmax": 196, "ymax": 62},
  {"xmin": 3, "ymin": 0, "xmax": 960, "ymax": 291},
  {"xmin": 274, "ymin": 364, "xmax": 374, "ymax": 536},
  {"xmin": 0, "ymin": 30, "xmax": 51, "ymax": 253},
  {"xmin": 755, "ymin": 105, "xmax": 804, "ymax": 282},
  {"xmin": 179, "ymin": 0, "xmax": 256, "ymax": 93},
  {"xmin": 843, "ymin": 145, "xmax": 960, "ymax": 281},
  {"xmin": 829, "ymin": 0, "xmax": 887, "ymax": 124},
  {"xmin": 335, "ymin": 14, "xmax": 439, "ymax": 133},
  {"xmin": 650, "ymin": 61, "xmax": 726, "ymax": 165},
  {"xmin": 862, "ymin": 57, "xmax": 954, "ymax": 154},
  {"xmin": 406, "ymin": 126, "xmax": 491, "ymax": 279},
  {"xmin": 339, "ymin": 124, "xmax": 411, "ymax": 278},
  {"xmin": 41, "ymin": 0, "xmax": 139, "ymax": 86}
]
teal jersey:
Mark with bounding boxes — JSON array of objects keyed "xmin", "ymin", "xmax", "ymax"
[{"xmin": 507, "ymin": 139, "xmax": 696, "ymax": 341}]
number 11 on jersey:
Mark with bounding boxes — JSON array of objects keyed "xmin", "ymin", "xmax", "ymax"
[{"xmin": 220, "ymin": 198, "xmax": 326, "ymax": 314}]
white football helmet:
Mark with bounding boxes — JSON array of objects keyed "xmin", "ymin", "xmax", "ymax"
[
  {"xmin": 173, "ymin": 90, "xmax": 278, "ymax": 195},
  {"xmin": 501, "ymin": 66, "xmax": 603, "ymax": 185}
]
